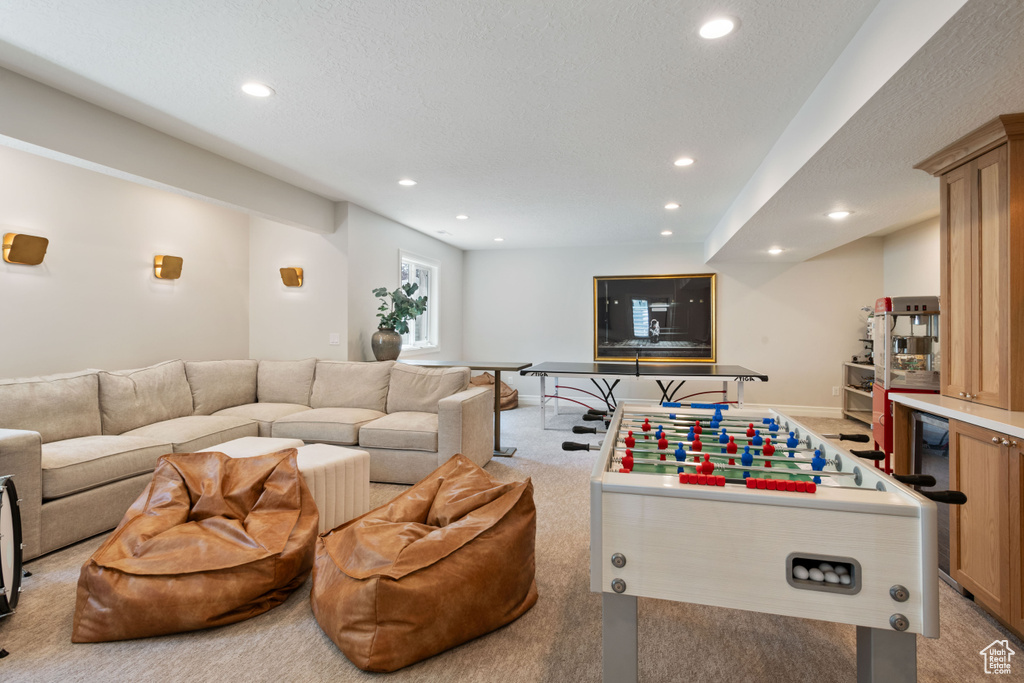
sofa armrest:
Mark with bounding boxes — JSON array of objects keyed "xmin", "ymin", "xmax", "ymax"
[
  {"xmin": 0, "ymin": 428, "xmax": 43, "ymax": 560},
  {"xmin": 437, "ymin": 386, "xmax": 493, "ymax": 470}
]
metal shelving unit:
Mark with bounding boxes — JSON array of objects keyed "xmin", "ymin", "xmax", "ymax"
[{"xmin": 842, "ymin": 361, "xmax": 874, "ymax": 425}]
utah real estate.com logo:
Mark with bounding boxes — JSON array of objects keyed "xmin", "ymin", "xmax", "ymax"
[{"xmin": 980, "ymin": 640, "xmax": 1015, "ymax": 675}]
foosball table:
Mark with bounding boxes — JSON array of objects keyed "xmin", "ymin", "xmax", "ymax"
[{"xmin": 585, "ymin": 402, "xmax": 963, "ymax": 683}]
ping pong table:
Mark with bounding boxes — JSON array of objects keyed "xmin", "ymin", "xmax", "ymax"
[{"xmin": 520, "ymin": 362, "xmax": 767, "ymax": 429}]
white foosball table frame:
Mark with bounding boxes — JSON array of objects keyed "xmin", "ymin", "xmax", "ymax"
[{"xmin": 590, "ymin": 403, "xmax": 939, "ymax": 683}]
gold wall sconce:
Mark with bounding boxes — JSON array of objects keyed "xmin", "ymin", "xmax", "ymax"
[
  {"xmin": 154, "ymin": 255, "xmax": 183, "ymax": 279},
  {"xmin": 280, "ymin": 267, "xmax": 303, "ymax": 287},
  {"xmin": 3, "ymin": 232, "xmax": 49, "ymax": 265}
]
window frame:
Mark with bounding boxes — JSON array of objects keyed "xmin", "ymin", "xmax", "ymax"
[{"xmin": 398, "ymin": 250, "xmax": 440, "ymax": 354}]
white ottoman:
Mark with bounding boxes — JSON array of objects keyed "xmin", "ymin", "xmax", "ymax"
[{"xmin": 201, "ymin": 437, "xmax": 371, "ymax": 533}]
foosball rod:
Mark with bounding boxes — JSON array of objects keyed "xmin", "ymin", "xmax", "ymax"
[
  {"xmin": 616, "ymin": 443, "xmax": 837, "ymax": 466},
  {"xmin": 614, "ymin": 438, "xmax": 806, "ymax": 454},
  {"xmin": 614, "ymin": 452, "xmax": 857, "ymax": 479},
  {"xmin": 619, "ymin": 423, "xmax": 791, "ymax": 443},
  {"xmin": 616, "ymin": 439, "xmax": 811, "ymax": 456},
  {"xmin": 622, "ymin": 414, "xmax": 778, "ymax": 429}
]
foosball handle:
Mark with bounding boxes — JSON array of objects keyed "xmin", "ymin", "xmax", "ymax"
[
  {"xmin": 893, "ymin": 473, "xmax": 937, "ymax": 488},
  {"xmin": 587, "ymin": 409, "xmax": 607, "ymax": 416},
  {"xmin": 920, "ymin": 489, "xmax": 967, "ymax": 505},
  {"xmin": 825, "ymin": 433, "xmax": 871, "ymax": 443},
  {"xmin": 573, "ymin": 426, "xmax": 598, "ymax": 434},
  {"xmin": 582, "ymin": 413, "xmax": 605, "ymax": 422},
  {"xmin": 850, "ymin": 449, "xmax": 886, "ymax": 460},
  {"xmin": 562, "ymin": 441, "xmax": 592, "ymax": 451}
]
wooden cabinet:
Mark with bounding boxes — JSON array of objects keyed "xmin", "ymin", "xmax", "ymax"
[
  {"xmin": 948, "ymin": 418, "xmax": 1024, "ymax": 638},
  {"xmin": 1011, "ymin": 440, "xmax": 1024, "ymax": 634},
  {"xmin": 916, "ymin": 114, "xmax": 1024, "ymax": 410}
]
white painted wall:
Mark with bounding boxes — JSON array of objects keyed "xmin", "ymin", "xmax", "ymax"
[
  {"xmin": 882, "ymin": 217, "xmax": 940, "ymax": 296},
  {"xmin": 248, "ymin": 206, "xmax": 349, "ymax": 361},
  {"xmin": 248, "ymin": 202, "xmax": 464, "ymax": 362},
  {"xmin": 0, "ymin": 144, "xmax": 249, "ymax": 378},
  {"xmin": 463, "ymin": 238, "xmax": 884, "ymax": 410},
  {"xmin": 346, "ymin": 204, "xmax": 463, "ymax": 361}
]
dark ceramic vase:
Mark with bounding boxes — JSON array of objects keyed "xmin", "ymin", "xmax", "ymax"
[{"xmin": 371, "ymin": 328, "xmax": 402, "ymax": 361}]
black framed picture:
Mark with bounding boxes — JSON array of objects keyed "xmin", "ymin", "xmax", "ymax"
[{"xmin": 594, "ymin": 274, "xmax": 716, "ymax": 362}]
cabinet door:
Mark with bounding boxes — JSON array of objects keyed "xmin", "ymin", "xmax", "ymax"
[
  {"xmin": 949, "ymin": 419, "xmax": 1010, "ymax": 618},
  {"xmin": 941, "ymin": 164, "xmax": 972, "ymax": 400},
  {"xmin": 971, "ymin": 145, "xmax": 1010, "ymax": 408},
  {"xmin": 1010, "ymin": 441, "xmax": 1024, "ymax": 633}
]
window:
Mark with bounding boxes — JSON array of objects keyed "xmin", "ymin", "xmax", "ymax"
[{"xmin": 400, "ymin": 252, "xmax": 439, "ymax": 350}]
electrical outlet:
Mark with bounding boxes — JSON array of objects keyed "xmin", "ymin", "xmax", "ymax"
[
  {"xmin": 329, "ymin": 333, "xmax": 340, "ymax": 346},
  {"xmin": 832, "ymin": 386, "xmax": 840, "ymax": 396}
]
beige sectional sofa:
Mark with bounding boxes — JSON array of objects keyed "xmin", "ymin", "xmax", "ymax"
[{"xmin": 0, "ymin": 358, "xmax": 492, "ymax": 561}]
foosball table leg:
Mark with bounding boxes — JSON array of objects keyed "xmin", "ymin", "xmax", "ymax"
[
  {"xmin": 856, "ymin": 625, "xmax": 916, "ymax": 683},
  {"xmin": 602, "ymin": 592, "xmax": 638, "ymax": 683}
]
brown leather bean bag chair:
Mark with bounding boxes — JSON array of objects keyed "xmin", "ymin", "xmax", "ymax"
[
  {"xmin": 311, "ymin": 454, "xmax": 537, "ymax": 672},
  {"xmin": 72, "ymin": 449, "xmax": 318, "ymax": 643},
  {"xmin": 470, "ymin": 372, "xmax": 519, "ymax": 410}
]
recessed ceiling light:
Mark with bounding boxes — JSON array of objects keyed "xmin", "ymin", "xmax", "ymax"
[
  {"xmin": 700, "ymin": 17, "xmax": 736, "ymax": 39},
  {"xmin": 828, "ymin": 210, "xmax": 851, "ymax": 219},
  {"xmin": 398, "ymin": 179, "xmax": 417, "ymax": 186},
  {"xmin": 665, "ymin": 203, "xmax": 680, "ymax": 210},
  {"xmin": 241, "ymin": 82, "xmax": 274, "ymax": 97},
  {"xmin": 456, "ymin": 214, "xmax": 469, "ymax": 220},
  {"xmin": 661, "ymin": 230, "xmax": 673, "ymax": 236},
  {"xmin": 494, "ymin": 237, "xmax": 504, "ymax": 242},
  {"xmin": 674, "ymin": 157, "xmax": 695, "ymax": 167},
  {"xmin": 768, "ymin": 247, "xmax": 783, "ymax": 255}
]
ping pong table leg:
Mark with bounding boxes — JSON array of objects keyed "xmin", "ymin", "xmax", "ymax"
[
  {"xmin": 540, "ymin": 375, "xmax": 547, "ymax": 430},
  {"xmin": 735, "ymin": 380, "xmax": 743, "ymax": 406}
]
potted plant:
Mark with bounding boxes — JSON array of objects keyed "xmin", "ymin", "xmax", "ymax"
[{"xmin": 371, "ymin": 283, "xmax": 428, "ymax": 360}]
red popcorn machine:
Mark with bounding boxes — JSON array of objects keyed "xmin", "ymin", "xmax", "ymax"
[{"xmin": 872, "ymin": 296, "xmax": 941, "ymax": 472}]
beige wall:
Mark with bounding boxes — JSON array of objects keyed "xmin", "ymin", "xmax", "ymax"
[
  {"xmin": 462, "ymin": 238, "xmax": 885, "ymax": 410},
  {"xmin": 882, "ymin": 217, "xmax": 940, "ymax": 296},
  {"xmin": 346, "ymin": 204, "xmax": 464, "ymax": 362},
  {"xmin": 0, "ymin": 144, "xmax": 249, "ymax": 378},
  {"xmin": 248, "ymin": 208, "xmax": 350, "ymax": 361},
  {"xmin": 248, "ymin": 202, "xmax": 464, "ymax": 362}
]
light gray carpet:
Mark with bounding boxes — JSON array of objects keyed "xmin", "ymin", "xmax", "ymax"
[{"xmin": 1, "ymin": 407, "xmax": 1020, "ymax": 682}]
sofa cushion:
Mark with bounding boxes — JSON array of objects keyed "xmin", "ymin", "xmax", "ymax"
[
  {"xmin": 98, "ymin": 360, "xmax": 194, "ymax": 435},
  {"xmin": 213, "ymin": 403, "xmax": 311, "ymax": 437},
  {"xmin": 311, "ymin": 360, "xmax": 393, "ymax": 412},
  {"xmin": 358, "ymin": 412, "xmax": 438, "ymax": 452},
  {"xmin": 258, "ymin": 359, "xmax": 316, "ymax": 406},
  {"xmin": 386, "ymin": 364, "xmax": 470, "ymax": 414},
  {"xmin": 41, "ymin": 435, "xmax": 173, "ymax": 500},
  {"xmin": 121, "ymin": 415, "xmax": 257, "ymax": 452},
  {"xmin": 272, "ymin": 408, "xmax": 385, "ymax": 446},
  {"xmin": 185, "ymin": 360, "xmax": 258, "ymax": 415},
  {"xmin": 0, "ymin": 370, "xmax": 101, "ymax": 443}
]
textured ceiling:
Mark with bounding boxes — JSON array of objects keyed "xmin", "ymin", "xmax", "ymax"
[{"xmin": 0, "ymin": 0, "xmax": 1018, "ymax": 259}]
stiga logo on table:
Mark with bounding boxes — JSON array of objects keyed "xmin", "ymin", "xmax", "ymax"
[{"xmin": 980, "ymin": 640, "xmax": 1015, "ymax": 675}]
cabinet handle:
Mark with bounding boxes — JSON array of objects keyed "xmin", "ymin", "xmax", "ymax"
[
  {"xmin": 959, "ymin": 392, "xmax": 966, "ymax": 397},
  {"xmin": 1002, "ymin": 439, "xmax": 1011, "ymax": 446},
  {"xmin": 966, "ymin": 393, "xmax": 974, "ymax": 399},
  {"xmin": 992, "ymin": 437, "xmax": 1001, "ymax": 443},
  {"xmin": 1013, "ymin": 441, "xmax": 1019, "ymax": 448}
]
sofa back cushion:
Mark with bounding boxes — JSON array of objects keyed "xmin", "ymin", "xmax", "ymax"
[
  {"xmin": 310, "ymin": 360, "xmax": 393, "ymax": 412},
  {"xmin": 257, "ymin": 359, "xmax": 317, "ymax": 406},
  {"xmin": 386, "ymin": 364, "xmax": 470, "ymax": 414},
  {"xmin": 185, "ymin": 360, "xmax": 258, "ymax": 415},
  {"xmin": 0, "ymin": 370, "xmax": 101, "ymax": 443},
  {"xmin": 98, "ymin": 360, "xmax": 194, "ymax": 435}
]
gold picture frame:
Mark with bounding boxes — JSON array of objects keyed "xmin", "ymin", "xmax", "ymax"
[{"xmin": 594, "ymin": 273, "xmax": 716, "ymax": 362}]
